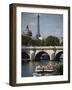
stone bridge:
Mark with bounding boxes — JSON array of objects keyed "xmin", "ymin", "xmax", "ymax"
[{"xmin": 22, "ymin": 46, "xmax": 63, "ymax": 61}]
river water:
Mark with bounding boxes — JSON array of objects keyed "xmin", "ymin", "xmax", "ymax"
[{"xmin": 21, "ymin": 60, "xmax": 63, "ymax": 77}]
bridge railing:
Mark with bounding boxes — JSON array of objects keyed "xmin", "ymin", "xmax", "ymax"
[{"xmin": 22, "ymin": 46, "xmax": 63, "ymax": 50}]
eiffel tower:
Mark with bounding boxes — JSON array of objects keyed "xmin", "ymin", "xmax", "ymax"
[{"xmin": 36, "ymin": 14, "xmax": 41, "ymax": 39}]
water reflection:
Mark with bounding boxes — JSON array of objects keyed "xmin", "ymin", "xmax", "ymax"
[{"xmin": 21, "ymin": 60, "xmax": 63, "ymax": 77}]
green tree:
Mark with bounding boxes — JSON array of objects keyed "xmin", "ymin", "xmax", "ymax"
[
  {"xmin": 45, "ymin": 36, "xmax": 60, "ymax": 46},
  {"xmin": 22, "ymin": 35, "xmax": 32, "ymax": 46},
  {"xmin": 40, "ymin": 39, "xmax": 46, "ymax": 46},
  {"xmin": 60, "ymin": 41, "xmax": 63, "ymax": 46},
  {"xmin": 31, "ymin": 39, "xmax": 41, "ymax": 46}
]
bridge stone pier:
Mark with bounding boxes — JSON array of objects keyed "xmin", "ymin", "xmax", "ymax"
[{"xmin": 22, "ymin": 46, "xmax": 63, "ymax": 61}]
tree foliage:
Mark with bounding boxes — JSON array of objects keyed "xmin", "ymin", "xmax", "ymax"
[
  {"xmin": 22, "ymin": 35, "xmax": 61, "ymax": 46},
  {"xmin": 22, "ymin": 35, "xmax": 32, "ymax": 46},
  {"xmin": 60, "ymin": 41, "xmax": 63, "ymax": 46},
  {"xmin": 31, "ymin": 39, "xmax": 41, "ymax": 46},
  {"xmin": 45, "ymin": 36, "xmax": 60, "ymax": 46}
]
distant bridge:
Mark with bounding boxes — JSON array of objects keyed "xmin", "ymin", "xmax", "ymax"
[{"xmin": 22, "ymin": 46, "xmax": 63, "ymax": 61}]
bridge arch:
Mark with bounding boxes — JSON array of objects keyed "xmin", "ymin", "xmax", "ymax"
[
  {"xmin": 22, "ymin": 51, "xmax": 30, "ymax": 61},
  {"xmin": 54, "ymin": 51, "xmax": 63, "ymax": 61},
  {"xmin": 35, "ymin": 51, "xmax": 50, "ymax": 61}
]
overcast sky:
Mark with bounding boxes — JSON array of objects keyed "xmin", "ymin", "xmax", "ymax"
[{"xmin": 21, "ymin": 13, "xmax": 63, "ymax": 38}]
